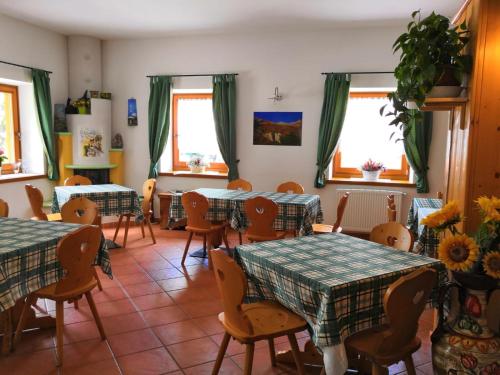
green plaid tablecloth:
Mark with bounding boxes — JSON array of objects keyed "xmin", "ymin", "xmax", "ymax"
[
  {"xmin": 169, "ymin": 188, "xmax": 323, "ymax": 235},
  {"xmin": 407, "ymin": 198, "xmax": 442, "ymax": 257},
  {"xmin": 234, "ymin": 233, "xmax": 445, "ymax": 348},
  {"xmin": 0, "ymin": 218, "xmax": 112, "ymax": 313},
  {"xmin": 52, "ymin": 184, "xmax": 143, "ymax": 222}
]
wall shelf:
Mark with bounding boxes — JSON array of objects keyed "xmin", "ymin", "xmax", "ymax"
[
  {"xmin": 421, "ymin": 97, "xmax": 468, "ymax": 129},
  {"xmin": 65, "ymin": 164, "xmax": 117, "ymax": 169}
]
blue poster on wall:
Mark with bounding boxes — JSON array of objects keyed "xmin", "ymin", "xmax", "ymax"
[{"xmin": 128, "ymin": 98, "xmax": 138, "ymax": 126}]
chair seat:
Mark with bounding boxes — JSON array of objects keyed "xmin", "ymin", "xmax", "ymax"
[
  {"xmin": 48, "ymin": 213, "xmax": 62, "ymax": 222},
  {"xmin": 218, "ymin": 300, "xmax": 307, "ymax": 342},
  {"xmin": 186, "ymin": 222, "xmax": 227, "ymax": 234},
  {"xmin": 247, "ymin": 231, "xmax": 286, "ymax": 243},
  {"xmin": 344, "ymin": 324, "xmax": 421, "ymax": 365},
  {"xmin": 312, "ymin": 224, "xmax": 333, "ymax": 234},
  {"xmin": 33, "ymin": 278, "xmax": 98, "ymax": 301}
]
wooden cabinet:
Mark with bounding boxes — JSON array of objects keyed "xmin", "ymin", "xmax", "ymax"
[{"xmin": 446, "ymin": 0, "xmax": 500, "ymax": 231}]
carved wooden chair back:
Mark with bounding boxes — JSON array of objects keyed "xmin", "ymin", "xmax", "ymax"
[
  {"xmin": 25, "ymin": 184, "xmax": 48, "ymax": 220},
  {"xmin": 333, "ymin": 192, "xmax": 350, "ymax": 231},
  {"xmin": 276, "ymin": 181, "xmax": 304, "ymax": 195},
  {"xmin": 0, "ymin": 198, "xmax": 8, "ymax": 217},
  {"xmin": 141, "ymin": 178, "xmax": 156, "ymax": 214},
  {"xmin": 64, "ymin": 175, "xmax": 92, "ymax": 186},
  {"xmin": 61, "ymin": 197, "xmax": 99, "ymax": 225},
  {"xmin": 387, "ymin": 194, "xmax": 397, "ymax": 222},
  {"xmin": 245, "ymin": 196, "xmax": 279, "ymax": 239},
  {"xmin": 182, "ymin": 191, "xmax": 211, "ymax": 231},
  {"xmin": 227, "ymin": 179, "xmax": 253, "ymax": 192},
  {"xmin": 370, "ymin": 222, "xmax": 414, "ymax": 251}
]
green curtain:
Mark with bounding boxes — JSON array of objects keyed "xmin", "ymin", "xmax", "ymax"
[
  {"xmin": 314, "ymin": 73, "xmax": 351, "ymax": 188},
  {"xmin": 32, "ymin": 69, "xmax": 59, "ymax": 180},
  {"xmin": 403, "ymin": 110, "xmax": 433, "ymax": 193},
  {"xmin": 148, "ymin": 76, "xmax": 172, "ymax": 178},
  {"xmin": 212, "ymin": 74, "xmax": 239, "ymax": 181}
]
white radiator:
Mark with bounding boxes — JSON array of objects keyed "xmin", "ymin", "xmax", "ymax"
[{"xmin": 336, "ymin": 189, "xmax": 404, "ymax": 233}]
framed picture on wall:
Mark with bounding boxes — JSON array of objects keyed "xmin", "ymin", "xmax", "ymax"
[
  {"xmin": 253, "ymin": 112, "xmax": 302, "ymax": 146},
  {"xmin": 128, "ymin": 98, "xmax": 138, "ymax": 126}
]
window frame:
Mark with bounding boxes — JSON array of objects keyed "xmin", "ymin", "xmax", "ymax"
[
  {"xmin": 171, "ymin": 93, "xmax": 228, "ymax": 173},
  {"xmin": 332, "ymin": 91, "xmax": 410, "ymax": 181},
  {"xmin": 0, "ymin": 83, "xmax": 21, "ymax": 162}
]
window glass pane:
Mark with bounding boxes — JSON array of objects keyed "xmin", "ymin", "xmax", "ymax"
[
  {"xmin": 338, "ymin": 95, "xmax": 403, "ymax": 170},
  {"xmin": 177, "ymin": 97, "xmax": 224, "ymax": 164},
  {"xmin": 0, "ymin": 91, "xmax": 15, "ymax": 162}
]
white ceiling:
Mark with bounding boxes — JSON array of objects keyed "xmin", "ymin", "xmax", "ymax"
[{"xmin": 0, "ymin": 0, "xmax": 464, "ymax": 40}]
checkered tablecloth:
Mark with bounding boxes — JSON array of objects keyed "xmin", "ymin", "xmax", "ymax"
[
  {"xmin": 407, "ymin": 198, "xmax": 442, "ymax": 257},
  {"xmin": 169, "ymin": 188, "xmax": 323, "ymax": 235},
  {"xmin": 52, "ymin": 184, "xmax": 143, "ymax": 222},
  {"xmin": 234, "ymin": 233, "xmax": 445, "ymax": 349},
  {"xmin": 0, "ymin": 218, "xmax": 112, "ymax": 313}
]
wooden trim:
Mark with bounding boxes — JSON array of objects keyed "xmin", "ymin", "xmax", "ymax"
[
  {"xmin": 160, "ymin": 171, "xmax": 228, "ymax": 179},
  {"xmin": 452, "ymin": 0, "xmax": 473, "ymax": 25},
  {"xmin": 0, "ymin": 84, "xmax": 21, "ymax": 162},
  {"xmin": 172, "ymin": 93, "xmax": 228, "ymax": 173},
  {"xmin": 327, "ymin": 177, "xmax": 416, "ymax": 188},
  {"xmin": 0, "ymin": 173, "xmax": 47, "ymax": 184},
  {"xmin": 349, "ymin": 91, "xmax": 391, "ymax": 98}
]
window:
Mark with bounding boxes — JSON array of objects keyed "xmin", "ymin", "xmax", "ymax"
[
  {"xmin": 0, "ymin": 84, "xmax": 21, "ymax": 163},
  {"xmin": 171, "ymin": 93, "xmax": 227, "ymax": 172},
  {"xmin": 332, "ymin": 92, "xmax": 409, "ymax": 181}
]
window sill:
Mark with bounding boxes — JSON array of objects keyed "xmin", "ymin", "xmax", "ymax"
[
  {"xmin": 327, "ymin": 177, "xmax": 416, "ymax": 188},
  {"xmin": 159, "ymin": 171, "xmax": 228, "ymax": 179},
  {"xmin": 0, "ymin": 173, "xmax": 47, "ymax": 184}
]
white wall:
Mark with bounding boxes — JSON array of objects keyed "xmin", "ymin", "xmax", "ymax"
[
  {"xmin": 103, "ymin": 27, "xmax": 449, "ymax": 225},
  {"xmin": 68, "ymin": 35, "xmax": 102, "ymax": 99},
  {"xmin": 0, "ymin": 13, "xmax": 68, "ymax": 218}
]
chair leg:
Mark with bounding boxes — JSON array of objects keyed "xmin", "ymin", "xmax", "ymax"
[
  {"xmin": 243, "ymin": 343, "xmax": 255, "ymax": 375},
  {"xmin": 222, "ymin": 228, "xmax": 230, "ymax": 251},
  {"xmin": 404, "ymin": 356, "xmax": 417, "ymax": 375},
  {"xmin": 207, "ymin": 236, "xmax": 213, "ymax": 270},
  {"xmin": 288, "ymin": 333, "xmax": 305, "ymax": 375},
  {"xmin": 181, "ymin": 232, "xmax": 194, "ymax": 266},
  {"xmin": 73, "ymin": 299, "xmax": 79, "ymax": 309},
  {"xmin": 1, "ymin": 309, "xmax": 12, "ymax": 354},
  {"xmin": 238, "ymin": 232, "xmax": 243, "ymax": 245},
  {"xmin": 212, "ymin": 332, "xmax": 231, "ymax": 375},
  {"xmin": 146, "ymin": 217, "xmax": 156, "ymax": 244},
  {"xmin": 268, "ymin": 338, "xmax": 276, "ymax": 366},
  {"xmin": 372, "ymin": 363, "xmax": 388, "ymax": 375},
  {"xmin": 203, "ymin": 235, "xmax": 207, "ymax": 257},
  {"xmin": 113, "ymin": 215, "xmax": 124, "ymax": 242},
  {"xmin": 93, "ymin": 267, "xmax": 103, "ymax": 291},
  {"xmin": 14, "ymin": 294, "xmax": 36, "ymax": 345},
  {"xmin": 85, "ymin": 291, "xmax": 106, "ymax": 340},
  {"xmin": 123, "ymin": 215, "xmax": 131, "ymax": 248},
  {"xmin": 55, "ymin": 300, "xmax": 64, "ymax": 366},
  {"xmin": 140, "ymin": 221, "xmax": 145, "ymax": 238}
]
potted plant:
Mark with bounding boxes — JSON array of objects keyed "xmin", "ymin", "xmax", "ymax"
[
  {"xmin": 0, "ymin": 148, "xmax": 8, "ymax": 176},
  {"xmin": 424, "ymin": 198, "xmax": 500, "ymax": 374},
  {"xmin": 383, "ymin": 10, "xmax": 472, "ymax": 131},
  {"xmin": 360, "ymin": 159, "xmax": 385, "ymax": 181},
  {"xmin": 187, "ymin": 154, "xmax": 208, "ymax": 173}
]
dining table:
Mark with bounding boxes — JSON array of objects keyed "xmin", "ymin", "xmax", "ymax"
[
  {"xmin": 234, "ymin": 232, "xmax": 446, "ymax": 375},
  {"xmin": 169, "ymin": 188, "xmax": 324, "ymax": 235},
  {"xmin": 0, "ymin": 217, "xmax": 112, "ymax": 353},
  {"xmin": 407, "ymin": 197, "xmax": 443, "ymax": 257}
]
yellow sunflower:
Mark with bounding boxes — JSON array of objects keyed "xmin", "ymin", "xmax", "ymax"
[
  {"xmin": 438, "ymin": 234, "xmax": 479, "ymax": 271},
  {"xmin": 483, "ymin": 252, "xmax": 500, "ymax": 279},
  {"xmin": 421, "ymin": 201, "xmax": 462, "ymax": 229},
  {"xmin": 476, "ymin": 196, "xmax": 500, "ymax": 222}
]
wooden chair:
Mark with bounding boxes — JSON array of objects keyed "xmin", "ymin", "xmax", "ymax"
[
  {"xmin": 369, "ymin": 222, "xmax": 414, "ymax": 251},
  {"xmin": 210, "ymin": 249, "xmax": 307, "ymax": 375},
  {"xmin": 227, "ymin": 178, "xmax": 253, "ymax": 192},
  {"xmin": 276, "ymin": 181, "xmax": 304, "ymax": 195},
  {"xmin": 245, "ymin": 196, "xmax": 285, "ymax": 242},
  {"xmin": 313, "ymin": 192, "xmax": 350, "ymax": 234},
  {"xmin": 0, "ymin": 198, "xmax": 8, "ymax": 217},
  {"xmin": 14, "ymin": 226, "xmax": 106, "ymax": 366},
  {"xmin": 437, "ymin": 191, "xmax": 443, "ymax": 200},
  {"xmin": 61, "ymin": 197, "xmax": 103, "ymax": 292},
  {"xmin": 345, "ymin": 268, "xmax": 437, "ymax": 375},
  {"xmin": 181, "ymin": 191, "xmax": 229, "ymax": 269},
  {"xmin": 64, "ymin": 175, "xmax": 92, "ymax": 186},
  {"xmin": 113, "ymin": 179, "xmax": 157, "ymax": 247},
  {"xmin": 387, "ymin": 194, "xmax": 397, "ymax": 222},
  {"xmin": 25, "ymin": 184, "xmax": 62, "ymax": 221}
]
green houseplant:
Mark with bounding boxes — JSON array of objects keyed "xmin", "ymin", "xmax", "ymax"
[{"xmin": 383, "ymin": 10, "xmax": 472, "ymax": 131}]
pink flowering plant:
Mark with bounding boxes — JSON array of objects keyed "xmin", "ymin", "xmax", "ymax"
[
  {"xmin": 187, "ymin": 154, "xmax": 208, "ymax": 168},
  {"xmin": 0, "ymin": 148, "xmax": 8, "ymax": 165},
  {"xmin": 360, "ymin": 159, "xmax": 386, "ymax": 172}
]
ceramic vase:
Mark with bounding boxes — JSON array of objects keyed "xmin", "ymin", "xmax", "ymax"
[{"xmin": 361, "ymin": 170, "xmax": 381, "ymax": 181}]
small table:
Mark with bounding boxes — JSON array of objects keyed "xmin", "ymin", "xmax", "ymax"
[
  {"xmin": 407, "ymin": 198, "xmax": 442, "ymax": 257},
  {"xmin": 0, "ymin": 218, "xmax": 112, "ymax": 353},
  {"xmin": 235, "ymin": 233, "xmax": 445, "ymax": 375}
]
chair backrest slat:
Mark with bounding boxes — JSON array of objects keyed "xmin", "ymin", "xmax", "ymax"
[
  {"xmin": 141, "ymin": 179, "xmax": 156, "ymax": 214},
  {"xmin": 54, "ymin": 225, "xmax": 101, "ymax": 294},
  {"xmin": 181, "ymin": 191, "xmax": 211, "ymax": 230},
  {"xmin": 227, "ymin": 179, "xmax": 252, "ymax": 192},
  {"xmin": 0, "ymin": 199, "xmax": 9, "ymax": 217},
  {"xmin": 61, "ymin": 197, "xmax": 99, "ymax": 225},
  {"xmin": 333, "ymin": 192, "xmax": 350, "ymax": 232},
  {"xmin": 25, "ymin": 184, "xmax": 48, "ymax": 221},
  {"xmin": 64, "ymin": 175, "xmax": 92, "ymax": 186},
  {"xmin": 387, "ymin": 194, "xmax": 397, "ymax": 222},
  {"xmin": 369, "ymin": 222, "xmax": 414, "ymax": 251},
  {"xmin": 245, "ymin": 196, "xmax": 279, "ymax": 239},
  {"xmin": 276, "ymin": 181, "xmax": 304, "ymax": 195}
]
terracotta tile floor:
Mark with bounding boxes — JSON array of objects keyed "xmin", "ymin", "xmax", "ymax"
[{"xmin": 2, "ymin": 225, "xmax": 435, "ymax": 374}]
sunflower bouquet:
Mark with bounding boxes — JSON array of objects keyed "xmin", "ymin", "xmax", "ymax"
[{"xmin": 421, "ymin": 197, "xmax": 500, "ymax": 279}]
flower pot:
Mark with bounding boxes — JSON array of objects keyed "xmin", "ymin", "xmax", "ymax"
[
  {"xmin": 427, "ymin": 86, "xmax": 463, "ymax": 98},
  {"xmin": 189, "ymin": 166, "xmax": 206, "ymax": 174},
  {"xmin": 361, "ymin": 170, "xmax": 381, "ymax": 181}
]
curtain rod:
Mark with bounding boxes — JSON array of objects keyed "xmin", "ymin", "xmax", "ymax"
[
  {"xmin": 146, "ymin": 73, "xmax": 239, "ymax": 78},
  {"xmin": 0, "ymin": 60, "xmax": 53, "ymax": 74},
  {"xmin": 321, "ymin": 71, "xmax": 393, "ymax": 75}
]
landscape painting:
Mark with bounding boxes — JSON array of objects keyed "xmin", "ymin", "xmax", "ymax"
[{"xmin": 253, "ymin": 112, "xmax": 302, "ymax": 146}]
